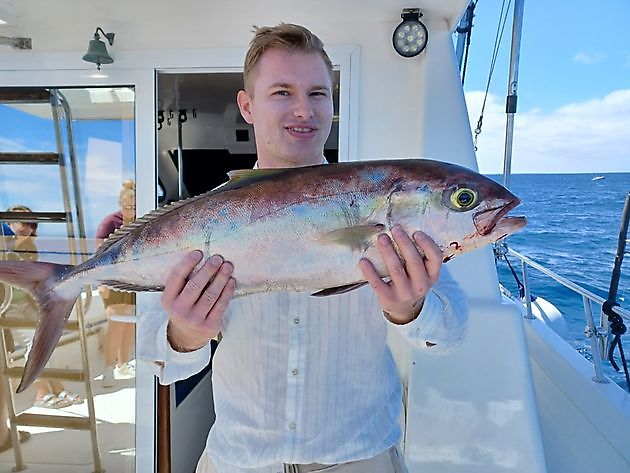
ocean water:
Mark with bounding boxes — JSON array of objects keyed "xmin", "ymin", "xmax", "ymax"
[{"xmin": 490, "ymin": 172, "xmax": 630, "ymax": 388}]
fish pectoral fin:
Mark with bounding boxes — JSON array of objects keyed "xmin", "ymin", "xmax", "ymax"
[
  {"xmin": 311, "ymin": 281, "xmax": 369, "ymax": 297},
  {"xmin": 318, "ymin": 223, "xmax": 386, "ymax": 248}
]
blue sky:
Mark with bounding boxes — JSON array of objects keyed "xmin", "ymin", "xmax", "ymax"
[
  {"xmin": 462, "ymin": 0, "xmax": 630, "ymax": 174},
  {"xmin": 0, "ymin": 104, "xmax": 134, "ymax": 237}
]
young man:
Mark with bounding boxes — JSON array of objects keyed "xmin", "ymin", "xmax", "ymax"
[{"xmin": 142, "ymin": 24, "xmax": 468, "ymax": 473}]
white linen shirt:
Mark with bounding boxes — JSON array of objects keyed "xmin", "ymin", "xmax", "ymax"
[{"xmin": 139, "ymin": 267, "xmax": 467, "ymax": 473}]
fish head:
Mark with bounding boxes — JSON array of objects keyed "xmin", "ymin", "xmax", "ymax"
[{"xmin": 400, "ymin": 162, "xmax": 527, "ymax": 262}]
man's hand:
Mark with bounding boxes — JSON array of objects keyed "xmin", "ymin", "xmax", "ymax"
[
  {"xmin": 359, "ymin": 226, "xmax": 442, "ymax": 324},
  {"xmin": 161, "ymin": 250, "xmax": 236, "ymax": 352}
]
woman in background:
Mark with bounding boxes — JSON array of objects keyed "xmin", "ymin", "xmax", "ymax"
[{"xmin": 96, "ymin": 180, "xmax": 136, "ymax": 387}]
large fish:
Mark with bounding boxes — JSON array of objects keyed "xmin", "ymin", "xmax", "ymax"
[{"xmin": 0, "ymin": 159, "xmax": 525, "ymax": 391}]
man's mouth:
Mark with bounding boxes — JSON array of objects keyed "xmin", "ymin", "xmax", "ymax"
[{"xmin": 285, "ymin": 126, "xmax": 318, "ymax": 137}]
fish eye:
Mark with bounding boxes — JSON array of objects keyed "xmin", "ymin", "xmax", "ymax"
[{"xmin": 450, "ymin": 188, "xmax": 478, "ymax": 210}]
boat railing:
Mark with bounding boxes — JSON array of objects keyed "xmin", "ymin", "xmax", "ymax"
[{"xmin": 504, "ymin": 247, "xmax": 630, "ymax": 384}]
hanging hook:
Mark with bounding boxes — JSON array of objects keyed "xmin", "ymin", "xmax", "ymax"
[
  {"xmin": 178, "ymin": 109, "xmax": 188, "ymax": 124},
  {"xmin": 157, "ymin": 110, "xmax": 164, "ymax": 131}
]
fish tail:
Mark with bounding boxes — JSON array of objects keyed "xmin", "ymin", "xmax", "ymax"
[{"xmin": 0, "ymin": 260, "xmax": 78, "ymax": 392}]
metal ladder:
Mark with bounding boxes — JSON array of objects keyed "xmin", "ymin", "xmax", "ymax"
[{"xmin": 0, "ymin": 88, "xmax": 103, "ymax": 472}]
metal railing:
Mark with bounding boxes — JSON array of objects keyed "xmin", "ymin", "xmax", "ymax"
[{"xmin": 502, "ymin": 247, "xmax": 630, "ymax": 384}]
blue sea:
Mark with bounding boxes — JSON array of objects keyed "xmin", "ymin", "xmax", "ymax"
[{"xmin": 490, "ymin": 172, "xmax": 630, "ymax": 389}]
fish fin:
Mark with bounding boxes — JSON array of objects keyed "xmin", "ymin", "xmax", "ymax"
[
  {"xmin": 0, "ymin": 261, "xmax": 79, "ymax": 393},
  {"xmin": 101, "ymin": 280, "xmax": 163, "ymax": 292},
  {"xmin": 318, "ymin": 224, "xmax": 385, "ymax": 248},
  {"xmin": 227, "ymin": 168, "xmax": 291, "ymax": 184},
  {"xmin": 311, "ymin": 281, "xmax": 369, "ymax": 297}
]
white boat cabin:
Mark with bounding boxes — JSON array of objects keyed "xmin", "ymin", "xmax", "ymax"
[{"xmin": 0, "ymin": 1, "xmax": 628, "ymax": 472}]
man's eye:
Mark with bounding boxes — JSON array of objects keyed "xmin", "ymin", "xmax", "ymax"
[
  {"xmin": 311, "ymin": 91, "xmax": 328, "ymax": 97},
  {"xmin": 273, "ymin": 90, "xmax": 289, "ymax": 96}
]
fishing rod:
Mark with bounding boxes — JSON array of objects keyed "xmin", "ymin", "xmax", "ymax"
[{"xmin": 604, "ymin": 191, "xmax": 630, "ymax": 390}]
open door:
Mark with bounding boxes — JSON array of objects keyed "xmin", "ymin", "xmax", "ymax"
[{"xmin": 155, "ymin": 69, "xmax": 340, "ymax": 472}]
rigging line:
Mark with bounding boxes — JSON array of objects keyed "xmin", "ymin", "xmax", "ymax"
[
  {"xmin": 473, "ymin": 0, "xmax": 513, "ymax": 150},
  {"xmin": 459, "ymin": 1, "xmax": 477, "ymax": 85}
]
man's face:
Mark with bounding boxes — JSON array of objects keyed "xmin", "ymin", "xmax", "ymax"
[{"xmin": 237, "ymin": 48, "xmax": 333, "ymax": 169}]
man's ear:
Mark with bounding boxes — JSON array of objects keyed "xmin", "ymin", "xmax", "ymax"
[{"xmin": 236, "ymin": 89, "xmax": 254, "ymax": 125}]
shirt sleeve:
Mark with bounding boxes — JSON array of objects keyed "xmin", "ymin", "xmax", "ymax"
[
  {"xmin": 387, "ymin": 266, "xmax": 468, "ymax": 354},
  {"xmin": 137, "ymin": 293, "xmax": 212, "ymax": 385}
]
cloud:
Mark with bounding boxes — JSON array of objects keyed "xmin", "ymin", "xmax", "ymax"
[
  {"xmin": 0, "ymin": 137, "xmax": 28, "ymax": 152},
  {"xmin": 572, "ymin": 52, "xmax": 607, "ymax": 65},
  {"xmin": 465, "ymin": 89, "xmax": 630, "ymax": 174}
]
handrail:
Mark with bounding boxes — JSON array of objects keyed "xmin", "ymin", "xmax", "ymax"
[
  {"xmin": 504, "ymin": 247, "xmax": 630, "ymax": 384},
  {"xmin": 508, "ymin": 248, "xmax": 630, "ymax": 322}
]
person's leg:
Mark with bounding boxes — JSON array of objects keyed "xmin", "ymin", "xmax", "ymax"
[
  {"xmin": 116, "ymin": 304, "xmax": 135, "ymax": 367},
  {"xmin": 104, "ymin": 309, "xmax": 125, "ymax": 368},
  {"xmin": 33, "ymin": 380, "xmax": 51, "ymax": 402},
  {"xmin": 0, "ymin": 380, "xmax": 9, "ymax": 445}
]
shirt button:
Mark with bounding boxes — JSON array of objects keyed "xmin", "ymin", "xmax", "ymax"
[
  {"xmin": 293, "ymin": 317, "xmax": 300, "ymax": 325},
  {"xmin": 288, "ymin": 422, "xmax": 296, "ymax": 430},
  {"xmin": 291, "ymin": 368, "xmax": 299, "ymax": 376}
]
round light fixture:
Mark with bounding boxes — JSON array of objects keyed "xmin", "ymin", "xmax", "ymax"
[{"xmin": 392, "ymin": 8, "xmax": 428, "ymax": 58}]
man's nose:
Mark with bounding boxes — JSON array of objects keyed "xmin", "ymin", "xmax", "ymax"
[{"xmin": 292, "ymin": 95, "xmax": 314, "ymax": 119}]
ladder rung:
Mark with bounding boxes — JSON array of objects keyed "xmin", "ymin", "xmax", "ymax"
[
  {"xmin": 0, "ymin": 152, "xmax": 60, "ymax": 164},
  {"xmin": 0, "ymin": 211, "xmax": 68, "ymax": 223},
  {"xmin": 8, "ymin": 319, "xmax": 107, "ymax": 363},
  {"xmin": 15, "ymin": 412, "xmax": 91, "ymax": 430},
  {"xmin": 0, "ymin": 317, "xmax": 79, "ymax": 330},
  {"xmin": 3, "ymin": 366, "xmax": 85, "ymax": 382},
  {"xmin": 0, "ymin": 88, "xmax": 51, "ymax": 103}
]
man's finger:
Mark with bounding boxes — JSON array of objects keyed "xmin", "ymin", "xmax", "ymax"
[
  {"xmin": 391, "ymin": 226, "xmax": 428, "ymax": 290},
  {"xmin": 162, "ymin": 250, "xmax": 203, "ymax": 305},
  {"xmin": 376, "ymin": 233, "xmax": 411, "ymax": 294},
  {"xmin": 358, "ymin": 258, "xmax": 392, "ymax": 299},
  {"xmin": 182, "ymin": 255, "xmax": 224, "ymax": 303},
  {"xmin": 202, "ymin": 277, "xmax": 236, "ymax": 332},
  {"xmin": 413, "ymin": 232, "xmax": 442, "ymax": 283},
  {"xmin": 191, "ymin": 262, "xmax": 234, "ymax": 320}
]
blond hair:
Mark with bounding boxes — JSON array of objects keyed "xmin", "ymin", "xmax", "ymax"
[
  {"xmin": 119, "ymin": 179, "xmax": 135, "ymax": 202},
  {"xmin": 243, "ymin": 23, "xmax": 333, "ymax": 92}
]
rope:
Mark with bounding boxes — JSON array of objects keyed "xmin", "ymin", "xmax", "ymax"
[
  {"xmin": 494, "ymin": 242, "xmax": 526, "ymax": 299},
  {"xmin": 473, "ymin": 0, "xmax": 513, "ymax": 150},
  {"xmin": 503, "ymin": 252, "xmax": 525, "ymax": 299},
  {"xmin": 605, "ymin": 301, "xmax": 630, "ymax": 390}
]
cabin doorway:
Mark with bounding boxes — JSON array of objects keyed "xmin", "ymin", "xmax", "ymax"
[
  {"xmin": 155, "ymin": 69, "xmax": 341, "ymax": 472},
  {"xmin": 156, "ymin": 70, "xmax": 340, "ymax": 203}
]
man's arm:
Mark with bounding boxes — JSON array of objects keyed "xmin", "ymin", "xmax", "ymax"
[{"xmin": 359, "ymin": 226, "xmax": 468, "ymax": 352}]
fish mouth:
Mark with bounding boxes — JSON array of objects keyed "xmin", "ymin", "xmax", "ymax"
[{"xmin": 473, "ymin": 199, "xmax": 525, "ymax": 237}]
